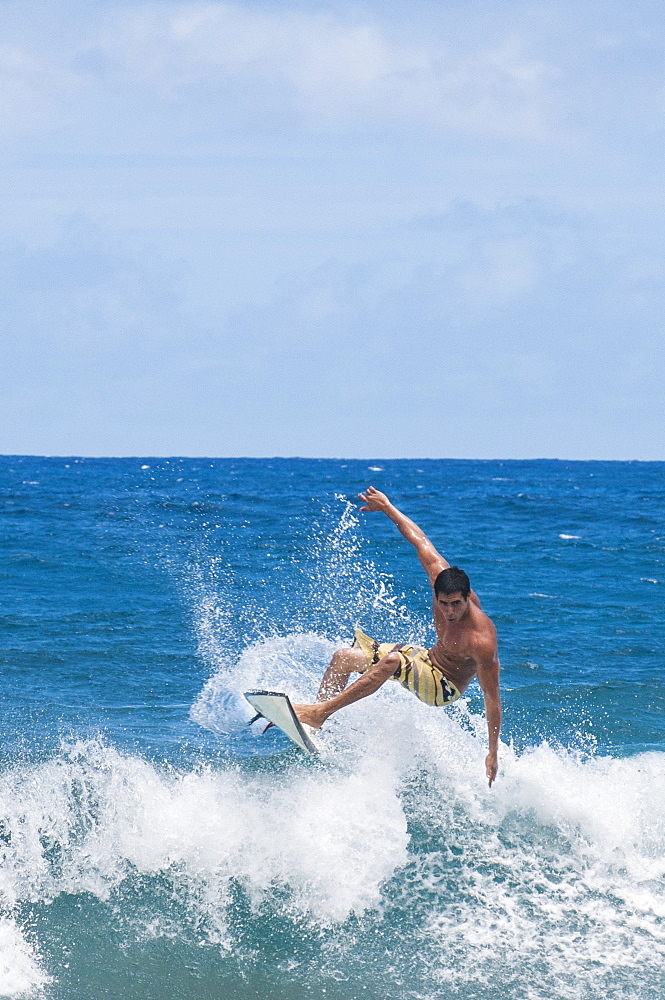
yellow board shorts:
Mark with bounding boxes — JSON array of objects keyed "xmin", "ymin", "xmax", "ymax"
[{"xmin": 351, "ymin": 627, "xmax": 461, "ymax": 708}]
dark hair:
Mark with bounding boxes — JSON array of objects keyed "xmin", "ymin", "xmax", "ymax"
[{"xmin": 434, "ymin": 566, "xmax": 470, "ymax": 600}]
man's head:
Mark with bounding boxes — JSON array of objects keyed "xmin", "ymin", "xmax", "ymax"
[{"xmin": 434, "ymin": 566, "xmax": 471, "ymax": 622}]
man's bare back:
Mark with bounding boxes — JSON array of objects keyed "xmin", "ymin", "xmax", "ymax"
[{"xmin": 294, "ymin": 487, "xmax": 502, "ymax": 786}]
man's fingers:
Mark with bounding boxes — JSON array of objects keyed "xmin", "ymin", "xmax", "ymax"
[{"xmin": 358, "ymin": 487, "xmax": 383, "ymax": 513}]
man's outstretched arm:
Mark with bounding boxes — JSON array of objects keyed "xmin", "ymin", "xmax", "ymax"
[
  {"xmin": 476, "ymin": 644, "xmax": 502, "ymax": 787},
  {"xmin": 358, "ymin": 486, "xmax": 448, "ymax": 584}
]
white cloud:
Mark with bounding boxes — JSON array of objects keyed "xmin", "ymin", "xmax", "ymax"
[
  {"xmin": 95, "ymin": 3, "xmax": 559, "ymax": 141},
  {"xmin": 0, "ymin": 1, "xmax": 558, "ymax": 144}
]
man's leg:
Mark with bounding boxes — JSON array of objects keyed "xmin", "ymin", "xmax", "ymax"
[
  {"xmin": 294, "ymin": 650, "xmax": 401, "ymax": 729},
  {"xmin": 316, "ymin": 646, "xmax": 367, "ymax": 701}
]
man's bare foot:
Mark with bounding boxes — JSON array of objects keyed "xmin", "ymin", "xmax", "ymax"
[{"xmin": 292, "ymin": 703, "xmax": 329, "ymax": 729}]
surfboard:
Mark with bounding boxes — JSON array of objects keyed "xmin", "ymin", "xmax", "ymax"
[{"xmin": 244, "ymin": 690, "xmax": 320, "ymax": 756}]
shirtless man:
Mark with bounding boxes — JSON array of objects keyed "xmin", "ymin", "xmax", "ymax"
[{"xmin": 294, "ymin": 487, "xmax": 502, "ymax": 786}]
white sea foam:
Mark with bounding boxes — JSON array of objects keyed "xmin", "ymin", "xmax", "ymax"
[
  {"xmin": 7, "ymin": 644, "xmax": 665, "ymax": 993},
  {"xmin": 396, "ymin": 719, "xmax": 665, "ymax": 999},
  {"xmin": 195, "ymin": 632, "xmax": 665, "ymax": 997},
  {"xmin": 1, "ymin": 684, "xmax": 665, "ymax": 998},
  {"xmin": 0, "ymin": 919, "xmax": 50, "ymax": 997},
  {"xmin": 0, "ymin": 731, "xmax": 408, "ymax": 928}
]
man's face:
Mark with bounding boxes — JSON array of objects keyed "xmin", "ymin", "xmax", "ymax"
[{"xmin": 436, "ymin": 591, "xmax": 468, "ymax": 623}]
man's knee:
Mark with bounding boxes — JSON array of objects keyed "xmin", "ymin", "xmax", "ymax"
[
  {"xmin": 373, "ymin": 651, "xmax": 401, "ymax": 681},
  {"xmin": 332, "ymin": 646, "xmax": 366, "ymax": 671}
]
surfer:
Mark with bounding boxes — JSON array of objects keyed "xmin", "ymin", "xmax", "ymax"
[{"xmin": 294, "ymin": 487, "xmax": 502, "ymax": 786}]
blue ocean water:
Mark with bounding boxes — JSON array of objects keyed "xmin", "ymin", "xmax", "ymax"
[{"xmin": 1, "ymin": 456, "xmax": 664, "ymax": 1000}]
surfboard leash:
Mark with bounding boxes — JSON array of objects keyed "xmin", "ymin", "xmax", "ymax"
[{"xmin": 247, "ymin": 712, "xmax": 275, "ymax": 733}]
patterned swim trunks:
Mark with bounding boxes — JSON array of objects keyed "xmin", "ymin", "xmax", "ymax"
[{"xmin": 351, "ymin": 627, "xmax": 461, "ymax": 708}]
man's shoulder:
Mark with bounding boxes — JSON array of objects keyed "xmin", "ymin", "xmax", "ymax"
[
  {"xmin": 467, "ymin": 607, "xmax": 498, "ymax": 652},
  {"xmin": 468, "ymin": 599, "xmax": 496, "ymax": 629}
]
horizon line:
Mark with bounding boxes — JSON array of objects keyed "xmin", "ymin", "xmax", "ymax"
[{"xmin": 1, "ymin": 454, "xmax": 663, "ymax": 464}]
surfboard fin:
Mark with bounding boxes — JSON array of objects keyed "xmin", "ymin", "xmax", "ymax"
[{"xmin": 244, "ymin": 690, "xmax": 320, "ymax": 755}]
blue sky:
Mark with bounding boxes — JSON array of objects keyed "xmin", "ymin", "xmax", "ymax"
[{"xmin": 1, "ymin": 0, "xmax": 663, "ymax": 458}]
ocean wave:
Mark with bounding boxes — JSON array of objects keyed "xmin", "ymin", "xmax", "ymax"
[{"xmin": 1, "ymin": 655, "xmax": 665, "ymax": 998}]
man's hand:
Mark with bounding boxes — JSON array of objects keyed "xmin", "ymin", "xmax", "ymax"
[
  {"xmin": 358, "ymin": 486, "xmax": 392, "ymax": 513},
  {"xmin": 485, "ymin": 751, "xmax": 498, "ymax": 788}
]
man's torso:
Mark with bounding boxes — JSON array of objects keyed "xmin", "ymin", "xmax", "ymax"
[{"xmin": 428, "ymin": 598, "xmax": 496, "ymax": 694}]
